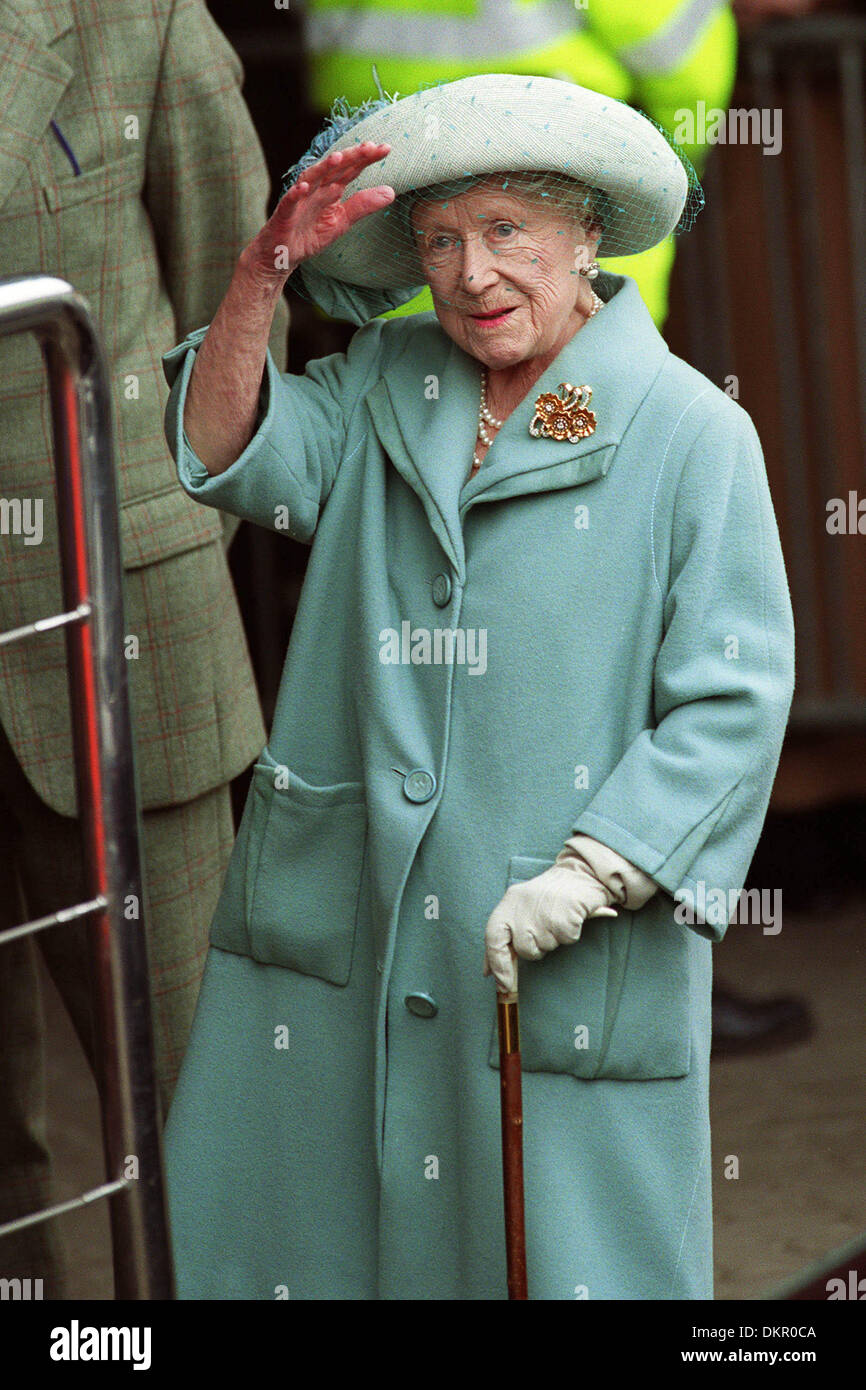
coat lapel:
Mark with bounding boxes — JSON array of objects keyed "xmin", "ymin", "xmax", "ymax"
[
  {"xmin": 364, "ymin": 274, "xmax": 670, "ymax": 581},
  {"xmin": 0, "ymin": 0, "xmax": 75, "ymax": 211},
  {"xmin": 365, "ymin": 319, "xmax": 478, "ymax": 580}
]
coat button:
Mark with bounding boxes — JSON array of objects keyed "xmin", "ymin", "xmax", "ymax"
[
  {"xmin": 431, "ymin": 572, "xmax": 452, "ymax": 607},
  {"xmin": 403, "ymin": 768, "xmax": 436, "ymax": 803},
  {"xmin": 404, "ymin": 992, "xmax": 438, "ymax": 1018}
]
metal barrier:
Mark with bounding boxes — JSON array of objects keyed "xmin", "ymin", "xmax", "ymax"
[{"xmin": 0, "ymin": 275, "xmax": 174, "ymax": 1299}]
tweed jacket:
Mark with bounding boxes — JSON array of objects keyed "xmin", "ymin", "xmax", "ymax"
[{"xmin": 0, "ymin": 0, "xmax": 287, "ymax": 816}]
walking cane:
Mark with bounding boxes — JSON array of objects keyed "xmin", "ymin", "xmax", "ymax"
[{"xmin": 497, "ymin": 950, "xmax": 528, "ymax": 1300}]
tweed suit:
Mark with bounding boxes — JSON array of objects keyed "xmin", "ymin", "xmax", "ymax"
[{"xmin": 0, "ymin": 0, "xmax": 287, "ymax": 1294}]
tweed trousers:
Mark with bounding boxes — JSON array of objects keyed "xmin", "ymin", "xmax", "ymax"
[{"xmin": 0, "ymin": 718, "xmax": 235, "ymax": 1297}]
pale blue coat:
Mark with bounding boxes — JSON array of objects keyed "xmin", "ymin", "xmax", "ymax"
[{"xmin": 160, "ymin": 272, "xmax": 795, "ymax": 1300}]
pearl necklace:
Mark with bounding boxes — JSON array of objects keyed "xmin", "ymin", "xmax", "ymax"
[
  {"xmin": 471, "ymin": 369, "xmax": 504, "ymax": 473},
  {"xmin": 470, "ymin": 289, "xmax": 603, "ymax": 478}
]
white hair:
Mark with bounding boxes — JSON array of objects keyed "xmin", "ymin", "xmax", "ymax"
[{"xmin": 400, "ymin": 170, "xmax": 608, "ymax": 241}]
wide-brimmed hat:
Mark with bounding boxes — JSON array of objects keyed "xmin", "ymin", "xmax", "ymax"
[{"xmin": 282, "ymin": 72, "xmax": 703, "ymax": 299}]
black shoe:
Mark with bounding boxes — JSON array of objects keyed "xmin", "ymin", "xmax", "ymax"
[{"xmin": 711, "ymin": 983, "xmax": 814, "ymax": 1058}]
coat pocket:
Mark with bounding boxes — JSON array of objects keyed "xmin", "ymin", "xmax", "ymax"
[
  {"xmin": 486, "ymin": 855, "xmax": 611, "ymax": 1081},
  {"xmin": 242, "ymin": 746, "xmax": 368, "ymax": 985},
  {"xmin": 119, "ymin": 484, "xmax": 225, "ymax": 568},
  {"xmin": 487, "ymin": 854, "xmax": 692, "ymax": 1081},
  {"xmin": 42, "ymin": 154, "xmax": 141, "ymax": 213}
]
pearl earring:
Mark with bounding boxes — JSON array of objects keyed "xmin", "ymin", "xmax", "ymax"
[{"xmin": 577, "ymin": 251, "xmax": 600, "ymax": 280}]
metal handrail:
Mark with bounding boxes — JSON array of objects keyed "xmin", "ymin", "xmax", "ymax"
[{"xmin": 0, "ymin": 274, "xmax": 174, "ymax": 1299}]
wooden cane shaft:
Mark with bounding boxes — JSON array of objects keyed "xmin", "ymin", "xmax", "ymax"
[{"xmin": 498, "ymin": 993, "xmax": 528, "ymax": 1300}]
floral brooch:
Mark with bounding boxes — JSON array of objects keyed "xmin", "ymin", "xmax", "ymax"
[{"xmin": 529, "ymin": 383, "xmax": 597, "ymax": 443}]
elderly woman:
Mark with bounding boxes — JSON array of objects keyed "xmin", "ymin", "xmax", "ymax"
[{"xmin": 160, "ymin": 74, "xmax": 795, "ymax": 1300}]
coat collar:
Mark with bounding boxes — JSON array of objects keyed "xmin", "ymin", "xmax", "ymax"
[
  {"xmin": 365, "ymin": 273, "xmax": 670, "ymax": 580},
  {"xmin": 0, "ymin": 0, "xmax": 75, "ymax": 211}
]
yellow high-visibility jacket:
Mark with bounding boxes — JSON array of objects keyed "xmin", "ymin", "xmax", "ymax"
[{"xmin": 300, "ymin": 0, "xmax": 737, "ymax": 325}]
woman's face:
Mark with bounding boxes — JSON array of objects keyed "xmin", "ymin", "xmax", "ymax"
[{"xmin": 410, "ymin": 179, "xmax": 601, "ymax": 370}]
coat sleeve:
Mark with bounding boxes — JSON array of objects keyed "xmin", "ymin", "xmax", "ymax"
[
  {"xmin": 571, "ymin": 402, "xmax": 796, "ymax": 942},
  {"xmin": 162, "ymin": 316, "xmax": 387, "ymax": 542}
]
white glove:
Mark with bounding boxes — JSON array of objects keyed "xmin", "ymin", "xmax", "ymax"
[{"xmin": 483, "ymin": 835, "xmax": 659, "ymax": 994}]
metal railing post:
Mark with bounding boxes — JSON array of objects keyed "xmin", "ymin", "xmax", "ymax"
[{"xmin": 0, "ymin": 274, "xmax": 174, "ymax": 1299}]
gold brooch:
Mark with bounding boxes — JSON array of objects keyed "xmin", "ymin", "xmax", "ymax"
[{"xmin": 529, "ymin": 383, "xmax": 596, "ymax": 442}]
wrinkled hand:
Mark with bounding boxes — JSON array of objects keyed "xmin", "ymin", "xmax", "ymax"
[
  {"xmin": 483, "ymin": 858, "xmax": 618, "ymax": 995},
  {"xmin": 240, "ymin": 141, "xmax": 395, "ymax": 286}
]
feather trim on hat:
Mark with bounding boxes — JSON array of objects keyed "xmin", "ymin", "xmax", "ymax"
[{"xmin": 281, "ymin": 74, "xmax": 401, "ymax": 196}]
